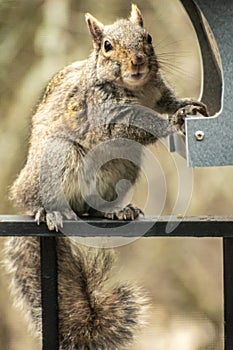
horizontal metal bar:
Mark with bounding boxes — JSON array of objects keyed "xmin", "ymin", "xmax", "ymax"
[{"xmin": 0, "ymin": 215, "xmax": 232, "ymax": 237}]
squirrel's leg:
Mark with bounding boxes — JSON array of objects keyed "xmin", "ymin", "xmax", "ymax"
[
  {"xmin": 34, "ymin": 138, "xmax": 84, "ymax": 231},
  {"xmin": 10, "ymin": 137, "xmax": 80, "ymax": 231},
  {"xmin": 154, "ymin": 76, "xmax": 209, "ymax": 117},
  {"xmin": 84, "ymin": 157, "xmax": 143, "ymax": 220}
]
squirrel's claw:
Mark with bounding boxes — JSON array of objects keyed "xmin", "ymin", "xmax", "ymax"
[
  {"xmin": 46, "ymin": 211, "xmax": 63, "ymax": 231},
  {"xmin": 35, "ymin": 207, "xmax": 46, "ymax": 225},
  {"xmin": 175, "ymin": 101, "xmax": 209, "ymax": 118},
  {"xmin": 35, "ymin": 208, "xmax": 77, "ymax": 231},
  {"xmin": 104, "ymin": 204, "xmax": 143, "ymax": 221},
  {"xmin": 171, "ymin": 101, "xmax": 209, "ymax": 133}
]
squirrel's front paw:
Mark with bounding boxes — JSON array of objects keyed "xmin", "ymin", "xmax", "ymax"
[
  {"xmin": 176, "ymin": 101, "xmax": 209, "ymax": 118},
  {"xmin": 104, "ymin": 204, "xmax": 143, "ymax": 220},
  {"xmin": 172, "ymin": 101, "xmax": 209, "ymax": 133},
  {"xmin": 35, "ymin": 207, "xmax": 77, "ymax": 231}
]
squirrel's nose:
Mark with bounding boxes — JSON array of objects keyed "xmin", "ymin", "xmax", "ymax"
[{"xmin": 131, "ymin": 55, "xmax": 146, "ymax": 66}]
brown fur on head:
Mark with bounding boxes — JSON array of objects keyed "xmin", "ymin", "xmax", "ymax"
[{"xmin": 85, "ymin": 4, "xmax": 158, "ymax": 89}]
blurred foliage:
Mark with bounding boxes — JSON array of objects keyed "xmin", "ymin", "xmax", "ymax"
[{"xmin": 0, "ymin": 0, "xmax": 231, "ymax": 349}]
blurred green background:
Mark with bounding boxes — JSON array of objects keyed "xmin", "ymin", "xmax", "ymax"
[{"xmin": 0, "ymin": 0, "xmax": 232, "ymax": 349}]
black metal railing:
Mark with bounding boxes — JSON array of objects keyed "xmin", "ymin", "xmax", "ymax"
[{"xmin": 0, "ymin": 215, "xmax": 232, "ymax": 350}]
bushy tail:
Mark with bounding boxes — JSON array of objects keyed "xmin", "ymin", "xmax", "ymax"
[{"xmin": 4, "ymin": 237, "xmax": 148, "ymax": 349}]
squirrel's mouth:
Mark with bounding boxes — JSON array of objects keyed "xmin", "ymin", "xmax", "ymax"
[
  {"xmin": 123, "ymin": 70, "xmax": 149, "ymax": 86},
  {"xmin": 131, "ymin": 72, "xmax": 144, "ymax": 80}
]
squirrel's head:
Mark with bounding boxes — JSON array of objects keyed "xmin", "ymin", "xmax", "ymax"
[{"xmin": 85, "ymin": 4, "xmax": 158, "ymax": 89}]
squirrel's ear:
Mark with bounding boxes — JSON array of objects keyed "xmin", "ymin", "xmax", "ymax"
[
  {"xmin": 85, "ymin": 13, "xmax": 104, "ymax": 49},
  {"xmin": 129, "ymin": 4, "xmax": 143, "ymax": 27}
]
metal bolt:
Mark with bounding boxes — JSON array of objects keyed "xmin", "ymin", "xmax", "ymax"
[{"xmin": 195, "ymin": 130, "xmax": 205, "ymax": 141}]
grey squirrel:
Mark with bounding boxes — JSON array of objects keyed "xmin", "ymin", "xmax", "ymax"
[{"xmin": 5, "ymin": 4, "xmax": 209, "ymax": 349}]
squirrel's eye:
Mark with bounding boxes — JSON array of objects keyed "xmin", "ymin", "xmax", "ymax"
[
  {"xmin": 104, "ymin": 40, "xmax": 113, "ymax": 52},
  {"xmin": 147, "ymin": 34, "xmax": 152, "ymax": 45}
]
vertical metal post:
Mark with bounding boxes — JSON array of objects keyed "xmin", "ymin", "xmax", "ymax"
[
  {"xmin": 223, "ymin": 238, "xmax": 233, "ymax": 350},
  {"xmin": 40, "ymin": 237, "xmax": 59, "ymax": 350}
]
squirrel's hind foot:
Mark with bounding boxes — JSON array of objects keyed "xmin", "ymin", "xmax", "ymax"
[
  {"xmin": 35, "ymin": 207, "xmax": 77, "ymax": 231},
  {"xmin": 104, "ymin": 204, "xmax": 143, "ymax": 220}
]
